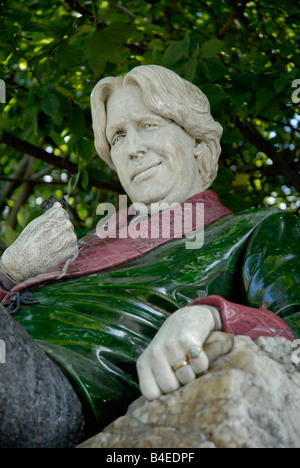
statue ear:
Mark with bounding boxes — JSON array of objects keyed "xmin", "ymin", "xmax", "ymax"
[
  {"xmin": 194, "ymin": 140, "xmax": 208, "ymax": 158},
  {"xmin": 194, "ymin": 139, "xmax": 217, "ymax": 190},
  {"xmin": 194, "ymin": 137, "xmax": 221, "ymax": 190}
]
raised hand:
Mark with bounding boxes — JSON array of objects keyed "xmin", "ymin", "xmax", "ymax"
[{"xmin": 0, "ymin": 202, "xmax": 78, "ymax": 283}]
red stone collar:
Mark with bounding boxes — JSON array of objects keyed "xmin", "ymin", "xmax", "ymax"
[{"xmin": 3, "ymin": 190, "xmax": 232, "ymax": 299}]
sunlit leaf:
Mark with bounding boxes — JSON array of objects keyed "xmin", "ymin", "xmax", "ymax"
[{"xmin": 201, "ymin": 39, "xmax": 225, "ymax": 58}]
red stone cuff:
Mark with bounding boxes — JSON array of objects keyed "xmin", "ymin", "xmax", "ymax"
[{"xmin": 189, "ymin": 295, "xmax": 294, "ymax": 342}]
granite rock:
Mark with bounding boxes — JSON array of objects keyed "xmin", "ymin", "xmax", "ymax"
[
  {"xmin": 78, "ymin": 332, "xmax": 300, "ymax": 449},
  {"xmin": 0, "ymin": 305, "xmax": 86, "ymax": 448}
]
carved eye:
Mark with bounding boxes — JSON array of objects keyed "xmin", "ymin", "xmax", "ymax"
[
  {"xmin": 112, "ymin": 132, "xmax": 126, "ymax": 146},
  {"xmin": 143, "ymin": 123, "xmax": 157, "ymax": 130}
]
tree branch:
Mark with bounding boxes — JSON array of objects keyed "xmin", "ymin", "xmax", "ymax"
[
  {"xmin": 226, "ymin": 0, "xmax": 250, "ymax": 28},
  {"xmin": 64, "ymin": 0, "xmax": 106, "ymax": 29},
  {"xmin": 0, "ymin": 132, "xmax": 123, "ymax": 193},
  {"xmin": 0, "ymin": 155, "xmax": 30, "ymax": 214},
  {"xmin": 8, "ymin": 157, "xmax": 35, "ymax": 229},
  {"xmin": 218, "ymin": 10, "xmax": 236, "ymax": 38},
  {"xmin": 235, "ymin": 118, "xmax": 300, "ymax": 193},
  {"xmin": 0, "ymin": 176, "xmax": 68, "ymax": 186},
  {"xmin": 115, "ymin": 4, "xmax": 136, "ymax": 19}
]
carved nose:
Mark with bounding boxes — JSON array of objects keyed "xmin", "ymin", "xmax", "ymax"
[
  {"xmin": 129, "ymin": 150, "xmax": 145, "ymax": 161},
  {"xmin": 128, "ymin": 128, "xmax": 147, "ymax": 160}
]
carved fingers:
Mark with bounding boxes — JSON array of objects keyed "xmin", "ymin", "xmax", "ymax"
[{"xmin": 137, "ymin": 305, "xmax": 218, "ymax": 401}]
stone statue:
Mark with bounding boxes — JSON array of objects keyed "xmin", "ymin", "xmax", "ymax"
[{"xmin": 0, "ymin": 65, "xmax": 298, "ymax": 448}]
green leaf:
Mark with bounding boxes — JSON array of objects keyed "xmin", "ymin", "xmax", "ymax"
[
  {"xmin": 205, "ymin": 58, "xmax": 227, "ymax": 81},
  {"xmin": 22, "ymin": 108, "xmax": 39, "ymax": 136},
  {"xmin": 17, "ymin": 206, "xmax": 30, "ymax": 229},
  {"xmin": 183, "ymin": 59, "xmax": 197, "ymax": 82},
  {"xmin": 210, "ymin": 166, "xmax": 236, "ymax": 197},
  {"xmin": 77, "ymin": 138, "xmax": 95, "ymax": 171},
  {"xmin": 53, "ymin": 43, "xmax": 83, "ymax": 69},
  {"xmin": 255, "ymin": 88, "xmax": 275, "ymax": 112},
  {"xmin": 163, "ymin": 37, "xmax": 189, "ymax": 65},
  {"xmin": 274, "ymin": 78, "xmax": 288, "ymax": 93},
  {"xmin": 67, "ymin": 106, "xmax": 86, "ymax": 138},
  {"xmin": 3, "ymin": 224, "xmax": 18, "ymax": 245},
  {"xmin": 221, "ymin": 129, "xmax": 243, "ymax": 144},
  {"xmin": 199, "ymin": 84, "xmax": 226, "ymax": 111},
  {"xmin": 41, "ymin": 93, "xmax": 61, "ymax": 119},
  {"xmin": 80, "ymin": 169, "xmax": 89, "ymax": 190},
  {"xmin": 201, "ymin": 39, "xmax": 225, "ymax": 58},
  {"xmin": 229, "ymin": 91, "xmax": 252, "ymax": 107},
  {"xmin": 218, "ymin": 193, "xmax": 251, "ymax": 213},
  {"xmin": 38, "ymin": 112, "xmax": 54, "ymax": 133},
  {"xmin": 263, "ymin": 98, "xmax": 281, "ymax": 120},
  {"xmin": 198, "ymin": 60, "xmax": 211, "ymax": 81},
  {"xmin": 84, "ymin": 21, "xmax": 137, "ymax": 68},
  {"xmin": 217, "ymin": 166, "xmax": 236, "ymax": 182}
]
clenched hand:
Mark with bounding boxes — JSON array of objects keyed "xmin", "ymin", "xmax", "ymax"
[
  {"xmin": 137, "ymin": 305, "xmax": 221, "ymax": 400},
  {"xmin": 0, "ymin": 202, "xmax": 78, "ymax": 283}
]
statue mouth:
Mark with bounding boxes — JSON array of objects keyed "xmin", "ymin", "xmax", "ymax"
[{"xmin": 131, "ymin": 161, "xmax": 162, "ymax": 182}]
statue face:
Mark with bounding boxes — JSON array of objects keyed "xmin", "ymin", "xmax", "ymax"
[{"xmin": 106, "ymin": 85, "xmax": 204, "ymax": 206}]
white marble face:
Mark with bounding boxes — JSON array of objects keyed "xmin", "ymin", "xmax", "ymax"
[{"xmin": 106, "ymin": 85, "xmax": 204, "ymax": 207}]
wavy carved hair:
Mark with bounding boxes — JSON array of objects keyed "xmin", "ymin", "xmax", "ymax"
[{"xmin": 91, "ymin": 65, "xmax": 223, "ymax": 190}]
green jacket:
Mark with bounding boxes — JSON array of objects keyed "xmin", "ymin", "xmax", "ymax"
[{"xmin": 9, "ymin": 200, "xmax": 299, "ymax": 432}]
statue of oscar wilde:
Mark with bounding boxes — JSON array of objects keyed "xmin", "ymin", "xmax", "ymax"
[{"xmin": 0, "ymin": 65, "xmax": 298, "ymax": 448}]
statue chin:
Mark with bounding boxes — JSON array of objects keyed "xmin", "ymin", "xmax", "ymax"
[
  {"xmin": 128, "ymin": 179, "xmax": 205, "ymax": 210},
  {"xmin": 127, "ymin": 185, "xmax": 171, "ymax": 208}
]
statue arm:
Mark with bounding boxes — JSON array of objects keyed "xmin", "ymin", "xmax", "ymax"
[
  {"xmin": 241, "ymin": 211, "xmax": 300, "ymax": 338},
  {"xmin": 186, "ymin": 212, "xmax": 299, "ymax": 343},
  {"xmin": 137, "ymin": 295, "xmax": 293, "ymax": 401},
  {"xmin": 137, "ymin": 211, "xmax": 298, "ymax": 400},
  {"xmin": 137, "ymin": 298, "xmax": 294, "ymax": 402},
  {"xmin": 188, "ymin": 295, "xmax": 294, "ymax": 342}
]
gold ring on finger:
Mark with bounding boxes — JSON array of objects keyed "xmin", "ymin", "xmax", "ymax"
[
  {"xmin": 172, "ymin": 360, "xmax": 189, "ymax": 373},
  {"xmin": 186, "ymin": 347, "xmax": 203, "ymax": 360}
]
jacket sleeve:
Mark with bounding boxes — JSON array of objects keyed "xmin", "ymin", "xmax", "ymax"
[
  {"xmin": 188, "ymin": 211, "xmax": 300, "ymax": 342},
  {"xmin": 189, "ymin": 294, "xmax": 294, "ymax": 342},
  {"xmin": 241, "ymin": 211, "xmax": 300, "ymax": 339}
]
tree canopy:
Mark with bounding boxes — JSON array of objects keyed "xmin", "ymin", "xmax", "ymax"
[{"xmin": 0, "ymin": 0, "xmax": 299, "ymax": 253}]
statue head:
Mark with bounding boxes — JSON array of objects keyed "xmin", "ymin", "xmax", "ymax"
[{"xmin": 91, "ymin": 65, "xmax": 223, "ymax": 206}]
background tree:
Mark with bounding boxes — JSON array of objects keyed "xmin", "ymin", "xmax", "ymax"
[{"xmin": 0, "ymin": 0, "xmax": 299, "ymax": 254}]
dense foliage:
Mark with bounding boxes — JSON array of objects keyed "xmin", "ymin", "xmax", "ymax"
[{"xmin": 0, "ymin": 0, "xmax": 299, "ymax": 253}]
